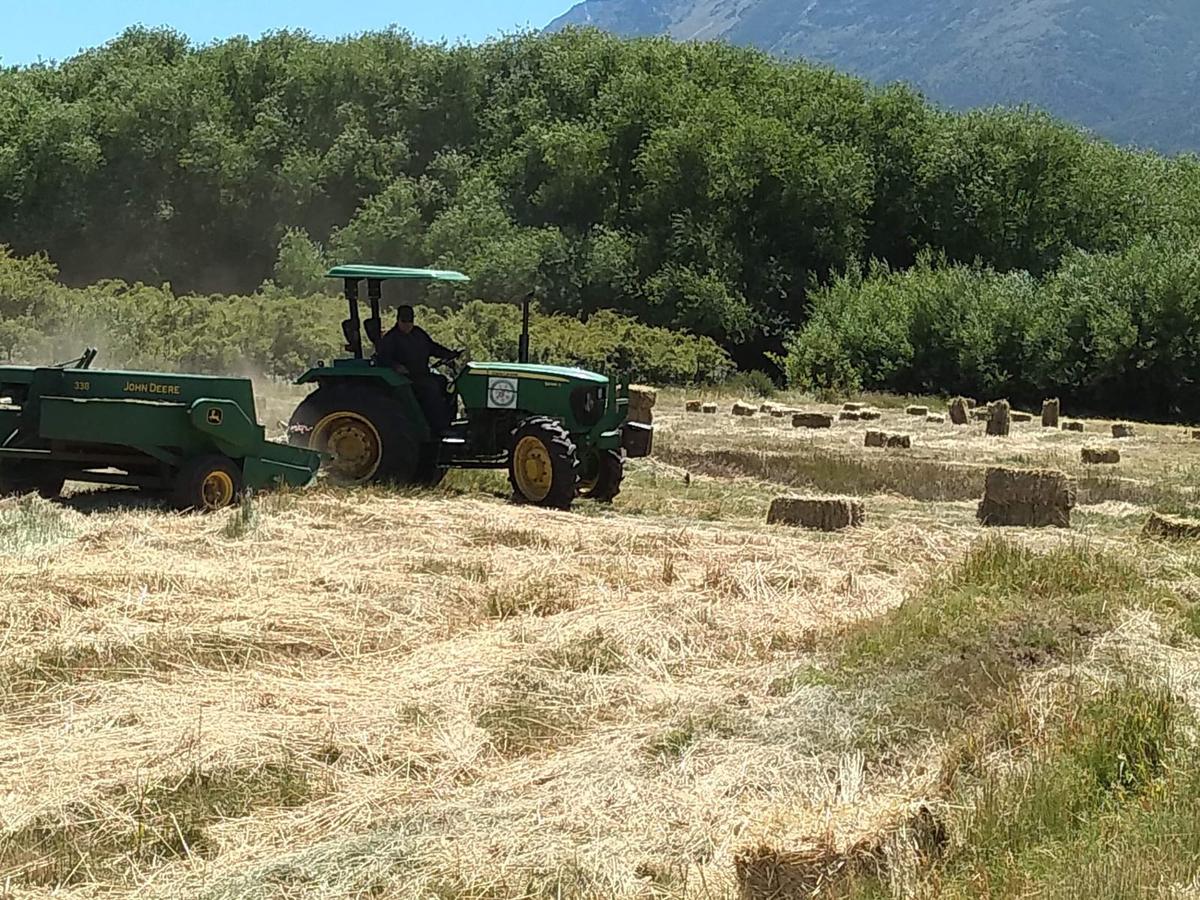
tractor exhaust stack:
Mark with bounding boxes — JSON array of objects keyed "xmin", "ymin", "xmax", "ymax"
[{"xmin": 519, "ymin": 291, "xmax": 533, "ymax": 364}]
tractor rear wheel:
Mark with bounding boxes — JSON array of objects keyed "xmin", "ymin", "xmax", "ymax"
[
  {"xmin": 579, "ymin": 449, "xmax": 624, "ymax": 503},
  {"xmin": 289, "ymin": 386, "xmax": 420, "ymax": 486},
  {"xmin": 0, "ymin": 463, "xmax": 65, "ymax": 500},
  {"xmin": 172, "ymin": 455, "xmax": 243, "ymax": 512},
  {"xmin": 508, "ymin": 417, "xmax": 579, "ymax": 510}
]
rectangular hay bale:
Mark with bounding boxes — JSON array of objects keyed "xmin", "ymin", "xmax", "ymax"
[
  {"xmin": 732, "ymin": 401, "xmax": 757, "ymax": 417},
  {"xmin": 701, "ymin": 402, "xmax": 718, "ymax": 414},
  {"xmin": 905, "ymin": 405, "xmax": 929, "ymax": 416},
  {"xmin": 976, "ymin": 466, "xmax": 1075, "ymax": 528},
  {"xmin": 685, "ymin": 400, "xmax": 702, "ymax": 413},
  {"xmin": 1081, "ymin": 447, "xmax": 1120, "ymax": 465},
  {"xmin": 1145, "ymin": 512, "xmax": 1200, "ymax": 540},
  {"xmin": 792, "ymin": 412, "xmax": 834, "ymax": 429},
  {"xmin": 949, "ymin": 397, "xmax": 970, "ymax": 425},
  {"xmin": 1064, "ymin": 421, "xmax": 1085, "ymax": 432},
  {"xmin": 768, "ymin": 496, "xmax": 865, "ymax": 531},
  {"xmin": 1042, "ymin": 398, "xmax": 1060, "ymax": 428}
]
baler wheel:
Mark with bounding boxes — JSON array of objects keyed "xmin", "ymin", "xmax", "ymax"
[
  {"xmin": 508, "ymin": 416, "xmax": 579, "ymax": 510},
  {"xmin": 173, "ymin": 455, "xmax": 243, "ymax": 512},
  {"xmin": 579, "ymin": 449, "xmax": 625, "ymax": 503},
  {"xmin": 0, "ymin": 463, "xmax": 65, "ymax": 500}
]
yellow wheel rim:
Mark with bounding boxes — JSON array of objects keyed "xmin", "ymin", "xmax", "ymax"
[
  {"xmin": 201, "ymin": 470, "xmax": 235, "ymax": 511},
  {"xmin": 312, "ymin": 412, "xmax": 383, "ymax": 485},
  {"xmin": 513, "ymin": 435, "xmax": 554, "ymax": 501}
]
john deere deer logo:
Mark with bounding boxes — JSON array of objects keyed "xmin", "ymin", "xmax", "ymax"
[{"xmin": 206, "ymin": 408, "xmax": 223, "ymax": 425}]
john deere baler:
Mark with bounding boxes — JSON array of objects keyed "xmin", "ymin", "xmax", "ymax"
[{"xmin": 0, "ymin": 350, "xmax": 320, "ymax": 510}]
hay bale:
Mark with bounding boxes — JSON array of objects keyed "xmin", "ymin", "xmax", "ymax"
[
  {"xmin": 864, "ymin": 430, "xmax": 887, "ymax": 448},
  {"xmin": 926, "ymin": 413, "xmax": 946, "ymax": 424},
  {"xmin": 1064, "ymin": 421, "xmax": 1085, "ymax": 432},
  {"xmin": 1011, "ymin": 411, "xmax": 1032, "ymax": 423},
  {"xmin": 905, "ymin": 405, "xmax": 929, "ymax": 416},
  {"xmin": 1081, "ymin": 447, "xmax": 1120, "ymax": 465},
  {"xmin": 701, "ymin": 402, "xmax": 718, "ymax": 414},
  {"xmin": 838, "ymin": 410, "xmax": 863, "ymax": 422},
  {"xmin": 949, "ymin": 397, "xmax": 970, "ymax": 425},
  {"xmin": 1145, "ymin": 512, "xmax": 1200, "ymax": 540},
  {"xmin": 767, "ymin": 496, "xmax": 864, "ymax": 531},
  {"xmin": 986, "ymin": 400, "xmax": 1011, "ymax": 437},
  {"xmin": 759, "ymin": 402, "xmax": 778, "ymax": 414},
  {"xmin": 792, "ymin": 413, "xmax": 834, "ymax": 429},
  {"xmin": 627, "ymin": 385, "xmax": 657, "ymax": 425},
  {"xmin": 886, "ymin": 434, "xmax": 912, "ymax": 449},
  {"xmin": 1042, "ymin": 398, "xmax": 1061, "ymax": 428},
  {"xmin": 1112, "ymin": 423, "xmax": 1136, "ymax": 439},
  {"xmin": 732, "ymin": 401, "xmax": 757, "ymax": 417},
  {"xmin": 976, "ymin": 466, "xmax": 1075, "ymax": 528},
  {"xmin": 842, "ymin": 402, "xmax": 867, "ymax": 412},
  {"xmin": 858, "ymin": 409, "xmax": 882, "ymax": 421},
  {"xmin": 1191, "ymin": 429, "xmax": 1200, "ymax": 441},
  {"xmin": 685, "ymin": 400, "xmax": 702, "ymax": 413}
]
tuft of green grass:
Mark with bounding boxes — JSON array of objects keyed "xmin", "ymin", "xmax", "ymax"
[
  {"xmin": 476, "ymin": 670, "xmax": 582, "ymax": 756},
  {"xmin": 835, "ymin": 539, "xmax": 1182, "ymax": 742},
  {"xmin": 0, "ymin": 758, "xmax": 327, "ymax": 887},
  {"xmin": 220, "ymin": 491, "xmax": 260, "ymax": 539},
  {"xmin": 481, "ymin": 578, "xmax": 575, "ymax": 619},
  {"xmin": 0, "ymin": 495, "xmax": 73, "ymax": 554},
  {"xmin": 539, "ymin": 628, "xmax": 626, "ymax": 674}
]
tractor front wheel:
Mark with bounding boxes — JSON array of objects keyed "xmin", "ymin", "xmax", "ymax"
[
  {"xmin": 173, "ymin": 455, "xmax": 243, "ymax": 512},
  {"xmin": 289, "ymin": 387, "xmax": 419, "ymax": 486},
  {"xmin": 508, "ymin": 417, "xmax": 579, "ymax": 510},
  {"xmin": 579, "ymin": 449, "xmax": 624, "ymax": 503}
]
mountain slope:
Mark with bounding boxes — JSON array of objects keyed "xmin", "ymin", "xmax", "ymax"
[{"xmin": 547, "ymin": 0, "xmax": 1200, "ymax": 152}]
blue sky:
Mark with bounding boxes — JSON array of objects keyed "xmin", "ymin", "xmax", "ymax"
[{"xmin": 1, "ymin": 0, "xmax": 576, "ymax": 66}]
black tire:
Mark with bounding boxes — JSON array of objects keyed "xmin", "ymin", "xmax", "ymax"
[
  {"xmin": 507, "ymin": 416, "xmax": 579, "ymax": 510},
  {"xmin": 172, "ymin": 455, "xmax": 243, "ymax": 512},
  {"xmin": 415, "ymin": 444, "xmax": 447, "ymax": 488},
  {"xmin": 288, "ymin": 385, "xmax": 421, "ymax": 486},
  {"xmin": 0, "ymin": 463, "xmax": 66, "ymax": 500},
  {"xmin": 579, "ymin": 449, "xmax": 625, "ymax": 503}
]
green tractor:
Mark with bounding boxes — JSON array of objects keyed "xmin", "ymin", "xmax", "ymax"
[{"xmin": 287, "ymin": 265, "xmax": 651, "ymax": 509}]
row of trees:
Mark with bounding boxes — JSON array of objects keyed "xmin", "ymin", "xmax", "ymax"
[
  {"xmin": 0, "ymin": 246, "xmax": 731, "ymax": 384},
  {"xmin": 783, "ymin": 234, "xmax": 1200, "ymax": 420},
  {"xmin": 4, "ymin": 27, "xmax": 1200, "ymax": 370}
]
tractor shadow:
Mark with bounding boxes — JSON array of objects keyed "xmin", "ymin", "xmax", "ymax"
[{"xmin": 58, "ymin": 487, "xmax": 168, "ymax": 516}]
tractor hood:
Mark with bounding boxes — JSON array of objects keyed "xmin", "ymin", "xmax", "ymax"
[{"xmin": 464, "ymin": 362, "xmax": 609, "ymax": 385}]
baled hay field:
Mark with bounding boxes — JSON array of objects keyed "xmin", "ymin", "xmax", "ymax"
[{"xmin": 4, "ymin": 388, "xmax": 1200, "ymax": 898}]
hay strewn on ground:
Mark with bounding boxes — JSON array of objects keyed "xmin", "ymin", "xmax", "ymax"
[{"xmin": 4, "ymin": 382, "xmax": 1200, "ymax": 897}]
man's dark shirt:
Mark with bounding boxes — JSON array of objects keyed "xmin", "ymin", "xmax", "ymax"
[{"xmin": 376, "ymin": 325, "xmax": 453, "ymax": 377}]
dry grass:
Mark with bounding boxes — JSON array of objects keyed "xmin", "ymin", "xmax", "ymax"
[{"xmin": 3, "ymin": 384, "xmax": 1200, "ymax": 897}]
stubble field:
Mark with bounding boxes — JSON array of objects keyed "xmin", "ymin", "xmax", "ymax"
[{"xmin": 3, "ymin": 387, "xmax": 1200, "ymax": 899}]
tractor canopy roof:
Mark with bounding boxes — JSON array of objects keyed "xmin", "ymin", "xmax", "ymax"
[
  {"xmin": 465, "ymin": 361, "xmax": 609, "ymax": 385},
  {"xmin": 326, "ymin": 265, "xmax": 470, "ymax": 282}
]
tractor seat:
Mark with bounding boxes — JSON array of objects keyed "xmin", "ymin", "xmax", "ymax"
[
  {"xmin": 364, "ymin": 317, "xmax": 383, "ymax": 347},
  {"xmin": 341, "ymin": 318, "xmax": 358, "ymax": 353}
]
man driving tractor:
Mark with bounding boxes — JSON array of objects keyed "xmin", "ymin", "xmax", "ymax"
[{"xmin": 375, "ymin": 304, "xmax": 459, "ymax": 433}]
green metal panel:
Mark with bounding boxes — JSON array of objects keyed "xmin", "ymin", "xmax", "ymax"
[
  {"xmin": 39, "ymin": 397, "xmax": 208, "ymax": 450},
  {"xmin": 326, "ymin": 265, "xmax": 469, "ymax": 282},
  {"xmin": 243, "ymin": 455, "xmax": 319, "ymax": 490},
  {"xmin": 295, "ymin": 360, "xmax": 411, "ymax": 389}
]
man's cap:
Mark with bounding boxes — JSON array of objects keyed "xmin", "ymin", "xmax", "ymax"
[{"xmin": 396, "ymin": 305, "xmax": 415, "ymax": 323}]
